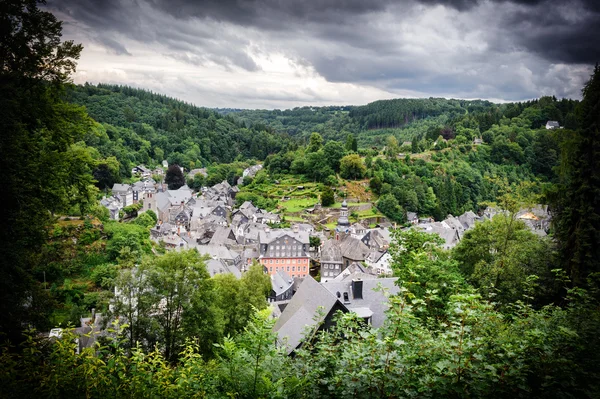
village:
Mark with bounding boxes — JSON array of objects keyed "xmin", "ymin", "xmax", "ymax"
[{"xmin": 94, "ymin": 162, "xmax": 552, "ymax": 353}]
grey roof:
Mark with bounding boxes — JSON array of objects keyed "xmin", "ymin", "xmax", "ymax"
[
  {"xmin": 259, "ymin": 228, "xmax": 310, "ymax": 245},
  {"xmin": 546, "ymin": 120, "xmax": 559, "ymax": 127},
  {"xmin": 416, "ymin": 223, "xmax": 461, "ymax": 249},
  {"xmin": 167, "ymin": 187, "xmax": 193, "ymax": 205},
  {"xmin": 155, "ymin": 192, "xmax": 171, "ymax": 212},
  {"xmin": 196, "ymin": 244, "xmax": 240, "ymax": 261},
  {"xmin": 274, "ymin": 276, "xmax": 347, "ymax": 354},
  {"xmin": 271, "ymin": 270, "xmax": 293, "ymax": 297},
  {"xmin": 321, "ymin": 276, "xmax": 399, "ymax": 328},
  {"xmin": 320, "ymin": 239, "xmax": 343, "ymax": 264},
  {"xmin": 112, "ymin": 183, "xmax": 131, "ymax": 194},
  {"xmin": 209, "ymin": 227, "xmax": 236, "ymax": 246},
  {"xmin": 205, "ymin": 259, "xmax": 241, "ymax": 278},
  {"xmin": 339, "ymin": 236, "xmax": 370, "ymax": 261},
  {"xmin": 407, "ymin": 211, "xmax": 418, "ymax": 221},
  {"xmin": 458, "ymin": 210, "xmax": 479, "ymax": 230}
]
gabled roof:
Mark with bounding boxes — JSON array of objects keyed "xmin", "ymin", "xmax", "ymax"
[
  {"xmin": 205, "ymin": 258, "xmax": 241, "ymax": 278},
  {"xmin": 196, "ymin": 244, "xmax": 240, "ymax": 261},
  {"xmin": 112, "ymin": 183, "xmax": 131, "ymax": 193},
  {"xmin": 339, "ymin": 236, "xmax": 370, "ymax": 261},
  {"xmin": 320, "ymin": 239, "xmax": 343, "ymax": 264},
  {"xmin": 273, "ymin": 276, "xmax": 347, "ymax": 354},
  {"xmin": 321, "ymin": 276, "xmax": 399, "ymax": 328},
  {"xmin": 209, "ymin": 226, "xmax": 236, "ymax": 246},
  {"xmin": 271, "ymin": 270, "xmax": 293, "ymax": 297}
]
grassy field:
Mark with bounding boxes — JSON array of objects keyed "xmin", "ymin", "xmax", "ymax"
[{"xmin": 279, "ymin": 198, "xmax": 319, "ymax": 213}]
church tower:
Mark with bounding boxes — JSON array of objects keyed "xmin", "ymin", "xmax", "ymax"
[{"xmin": 335, "ymin": 200, "xmax": 350, "ymax": 240}]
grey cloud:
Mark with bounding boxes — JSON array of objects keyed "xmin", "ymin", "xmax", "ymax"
[{"xmin": 48, "ymin": 0, "xmax": 598, "ymax": 105}]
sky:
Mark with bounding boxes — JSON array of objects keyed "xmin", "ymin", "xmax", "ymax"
[{"xmin": 47, "ymin": 0, "xmax": 599, "ymax": 109}]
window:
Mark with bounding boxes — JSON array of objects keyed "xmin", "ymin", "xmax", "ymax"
[
  {"xmin": 269, "ymin": 267, "xmax": 273, "ymax": 272},
  {"xmin": 324, "ymin": 264, "xmax": 328, "ymax": 269},
  {"xmin": 287, "ymin": 266, "xmax": 290, "ymax": 272},
  {"xmin": 292, "ymin": 266, "xmax": 295, "ymax": 271},
  {"xmin": 303, "ymin": 266, "xmax": 307, "ymax": 271},
  {"xmin": 270, "ymin": 259, "xmax": 273, "ymax": 264}
]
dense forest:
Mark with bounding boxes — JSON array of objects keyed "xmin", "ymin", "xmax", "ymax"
[
  {"xmin": 67, "ymin": 84, "xmax": 295, "ymax": 175},
  {"xmin": 2, "ymin": 1, "xmax": 600, "ymax": 397}
]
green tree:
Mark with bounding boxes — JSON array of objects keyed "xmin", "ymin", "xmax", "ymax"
[
  {"xmin": 213, "ymin": 262, "xmax": 270, "ymax": 338},
  {"xmin": 0, "ymin": 0, "xmax": 93, "ymax": 340},
  {"xmin": 339, "ymin": 154, "xmax": 366, "ymax": 180},
  {"xmin": 322, "ymin": 140, "xmax": 346, "ymax": 172},
  {"xmin": 345, "ymin": 134, "xmax": 357, "ymax": 152},
  {"xmin": 307, "ymin": 132, "xmax": 323, "ymax": 153},
  {"xmin": 549, "ymin": 65, "xmax": 600, "ymax": 288},
  {"xmin": 377, "ymin": 194, "xmax": 405, "ymax": 223},
  {"xmin": 321, "ymin": 186, "xmax": 335, "ymax": 206}
]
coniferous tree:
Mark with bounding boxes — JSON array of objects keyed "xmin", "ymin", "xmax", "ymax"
[{"xmin": 550, "ymin": 64, "xmax": 600, "ymax": 287}]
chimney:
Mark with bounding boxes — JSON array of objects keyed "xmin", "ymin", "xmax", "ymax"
[
  {"xmin": 293, "ymin": 224, "xmax": 299, "ymax": 233},
  {"xmin": 352, "ymin": 279, "xmax": 363, "ymax": 299},
  {"xmin": 91, "ymin": 308, "xmax": 96, "ymax": 322}
]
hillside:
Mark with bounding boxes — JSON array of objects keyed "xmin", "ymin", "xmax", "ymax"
[{"xmin": 67, "ymin": 84, "xmax": 296, "ymax": 175}]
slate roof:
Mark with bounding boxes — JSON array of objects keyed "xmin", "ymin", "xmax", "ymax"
[
  {"xmin": 209, "ymin": 226, "xmax": 236, "ymax": 246},
  {"xmin": 205, "ymin": 258, "xmax": 241, "ymax": 278},
  {"xmin": 407, "ymin": 211, "xmax": 418, "ymax": 222},
  {"xmin": 259, "ymin": 229, "xmax": 310, "ymax": 246},
  {"xmin": 271, "ymin": 270, "xmax": 293, "ymax": 297},
  {"xmin": 273, "ymin": 276, "xmax": 347, "ymax": 354},
  {"xmin": 321, "ymin": 276, "xmax": 399, "ymax": 328},
  {"xmin": 196, "ymin": 244, "xmax": 240, "ymax": 262},
  {"xmin": 320, "ymin": 239, "xmax": 343, "ymax": 264},
  {"xmin": 339, "ymin": 236, "xmax": 370, "ymax": 261},
  {"xmin": 167, "ymin": 187, "xmax": 193, "ymax": 205},
  {"xmin": 112, "ymin": 183, "xmax": 131, "ymax": 194}
]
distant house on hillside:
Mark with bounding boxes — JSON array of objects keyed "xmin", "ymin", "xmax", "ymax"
[{"xmin": 545, "ymin": 121, "xmax": 560, "ymax": 129}]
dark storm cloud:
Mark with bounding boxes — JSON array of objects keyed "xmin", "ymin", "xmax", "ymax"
[{"xmin": 47, "ymin": 0, "xmax": 598, "ymax": 104}]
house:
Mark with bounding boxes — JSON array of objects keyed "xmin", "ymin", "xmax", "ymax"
[
  {"xmin": 152, "ymin": 167, "xmax": 164, "ymax": 176},
  {"xmin": 320, "ymin": 236, "xmax": 371, "ymax": 282},
  {"xmin": 545, "ymin": 121, "xmax": 560, "ymax": 129},
  {"xmin": 332, "ymin": 262, "xmax": 374, "ymax": 281},
  {"xmin": 269, "ymin": 270, "xmax": 294, "ymax": 302},
  {"xmin": 258, "ymin": 226, "xmax": 311, "ymax": 278},
  {"xmin": 169, "ymin": 203, "xmax": 192, "ymax": 227},
  {"xmin": 132, "ymin": 179, "xmax": 156, "ymax": 202},
  {"xmin": 208, "ymin": 226, "xmax": 237, "ymax": 246},
  {"xmin": 349, "ymin": 222, "xmax": 367, "ymax": 239},
  {"xmin": 321, "ymin": 275, "xmax": 400, "ymax": 328},
  {"xmin": 131, "ymin": 165, "xmax": 152, "ymax": 178},
  {"xmin": 361, "ymin": 229, "xmax": 389, "ymax": 251},
  {"xmin": 402, "ymin": 141, "xmax": 412, "ymax": 147},
  {"xmin": 364, "ymin": 251, "xmax": 392, "ymax": 275},
  {"xmin": 273, "ymin": 276, "xmax": 348, "ymax": 355},
  {"xmin": 111, "ymin": 183, "xmax": 133, "ymax": 207},
  {"xmin": 320, "ymin": 239, "xmax": 344, "ymax": 281},
  {"xmin": 406, "ymin": 212, "xmax": 419, "ymax": 225},
  {"xmin": 196, "ymin": 245, "xmax": 242, "ymax": 269},
  {"xmin": 100, "ymin": 196, "xmax": 123, "ymax": 220},
  {"xmin": 205, "ymin": 258, "xmax": 241, "ymax": 278},
  {"xmin": 243, "ymin": 164, "xmax": 263, "ymax": 178},
  {"xmin": 187, "ymin": 168, "xmax": 207, "ymax": 180},
  {"xmin": 473, "ymin": 138, "xmax": 483, "ymax": 145},
  {"xmin": 274, "ymin": 274, "xmax": 400, "ymax": 355},
  {"xmin": 162, "ymin": 160, "xmax": 169, "ymax": 168}
]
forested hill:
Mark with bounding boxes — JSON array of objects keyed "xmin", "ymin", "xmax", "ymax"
[
  {"xmin": 67, "ymin": 84, "xmax": 295, "ymax": 171},
  {"xmin": 226, "ymin": 96, "xmax": 580, "ymax": 145},
  {"xmin": 349, "ymin": 98, "xmax": 497, "ymax": 129}
]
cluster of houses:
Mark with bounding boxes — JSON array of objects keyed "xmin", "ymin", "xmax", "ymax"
[{"xmin": 98, "ymin": 163, "xmax": 551, "ymax": 356}]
